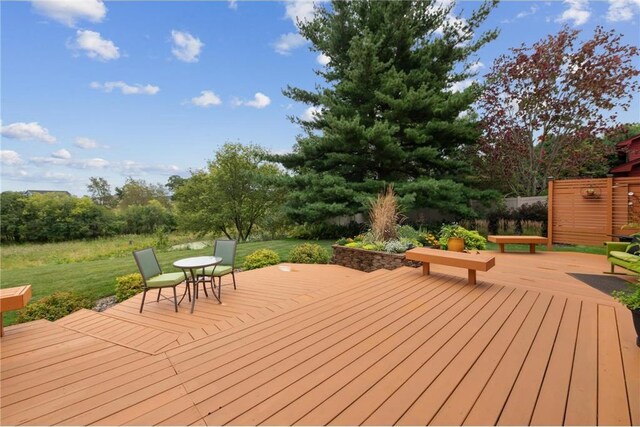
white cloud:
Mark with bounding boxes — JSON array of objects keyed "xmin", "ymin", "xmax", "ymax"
[
  {"xmin": 317, "ymin": 53, "xmax": 330, "ymax": 66},
  {"xmin": 90, "ymin": 81, "xmax": 160, "ymax": 95},
  {"xmin": 52, "ymin": 149, "xmax": 71, "ymax": 159},
  {"xmin": 607, "ymin": 0, "xmax": 640, "ymax": 21},
  {"xmin": 120, "ymin": 160, "xmax": 180, "ymax": 176},
  {"xmin": 30, "ymin": 155, "xmax": 109, "ymax": 169},
  {"xmin": 557, "ymin": 0, "xmax": 591, "ymax": 26},
  {"xmin": 0, "ymin": 150, "xmax": 23, "ymax": 165},
  {"xmin": 448, "ymin": 78, "xmax": 475, "ymax": 93},
  {"xmin": 302, "ymin": 106, "xmax": 322, "ymax": 121},
  {"xmin": 69, "ymin": 30, "xmax": 120, "ymax": 61},
  {"xmin": 31, "ymin": 0, "xmax": 106, "ymax": 27},
  {"xmin": 228, "ymin": 0, "xmax": 238, "ymax": 10},
  {"xmin": 74, "ymin": 136, "xmax": 106, "ymax": 149},
  {"xmin": 171, "ymin": 30, "xmax": 204, "ymax": 63},
  {"xmin": 501, "ymin": 5, "xmax": 539, "ymax": 24},
  {"xmin": 274, "ymin": 32, "xmax": 307, "ymax": 55},
  {"xmin": 1, "ymin": 121, "xmax": 57, "ymax": 144},
  {"xmin": 284, "ymin": 0, "xmax": 316, "ymax": 27},
  {"xmin": 468, "ymin": 61, "xmax": 484, "ymax": 73},
  {"xmin": 233, "ymin": 92, "xmax": 271, "ymax": 109},
  {"xmin": 191, "ymin": 90, "xmax": 222, "ymax": 108}
]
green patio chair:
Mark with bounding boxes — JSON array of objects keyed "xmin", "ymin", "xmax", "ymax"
[
  {"xmin": 199, "ymin": 239, "xmax": 238, "ymax": 294},
  {"xmin": 133, "ymin": 248, "xmax": 184, "ymax": 313}
]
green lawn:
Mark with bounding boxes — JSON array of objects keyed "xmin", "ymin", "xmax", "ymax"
[
  {"xmin": 485, "ymin": 242, "xmax": 605, "ymax": 255},
  {"xmin": 0, "ymin": 238, "xmax": 334, "ymax": 327}
]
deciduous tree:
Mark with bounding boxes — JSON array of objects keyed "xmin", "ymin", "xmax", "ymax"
[
  {"xmin": 175, "ymin": 143, "xmax": 286, "ymax": 241},
  {"xmin": 477, "ymin": 26, "xmax": 639, "ymax": 196}
]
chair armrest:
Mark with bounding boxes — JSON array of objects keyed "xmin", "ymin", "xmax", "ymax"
[{"xmin": 605, "ymin": 242, "xmax": 629, "ymax": 256}]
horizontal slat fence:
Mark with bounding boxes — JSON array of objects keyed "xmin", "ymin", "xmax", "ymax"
[{"xmin": 548, "ymin": 177, "xmax": 640, "ymax": 246}]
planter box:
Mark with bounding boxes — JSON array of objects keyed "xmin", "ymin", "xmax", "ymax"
[{"xmin": 331, "ymin": 245, "xmax": 421, "ymax": 273}]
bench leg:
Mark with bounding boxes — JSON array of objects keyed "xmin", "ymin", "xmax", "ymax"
[
  {"xmin": 499, "ymin": 243, "xmax": 505, "ymax": 253},
  {"xmin": 468, "ymin": 270, "xmax": 476, "ymax": 285},
  {"xmin": 529, "ymin": 244, "xmax": 536, "ymax": 254},
  {"xmin": 422, "ymin": 262, "xmax": 430, "ymax": 275}
]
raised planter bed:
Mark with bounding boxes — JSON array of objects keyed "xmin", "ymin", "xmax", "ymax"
[{"xmin": 331, "ymin": 244, "xmax": 421, "ymax": 273}]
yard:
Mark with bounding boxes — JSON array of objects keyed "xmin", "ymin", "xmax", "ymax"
[{"xmin": 0, "ymin": 236, "xmax": 334, "ymax": 327}]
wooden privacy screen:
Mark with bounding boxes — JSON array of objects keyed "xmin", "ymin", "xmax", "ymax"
[{"xmin": 548, "ymin": 177, "xmax": 640, "ymax": 246}]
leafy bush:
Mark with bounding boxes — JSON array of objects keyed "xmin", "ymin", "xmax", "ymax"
[
  {"xmin": 17, "ymin": 292, "xmax": 92, "ymax": 322},
  {"xmin": 288, "ymin": 243, "xmax": 330, "ymax": 264},
  {"xmin": 439, "ymin": 224, "xmax": 487, "ymax": 250},
  {"xmin": 290, "ymin": 221, "xmax": 364, "ymax": 240},
  {"xmin": 363, "ymin": 242, "xmax": 385, "ymax": 251},
  {"xmin": 384, "ymin": 240, "xmax": 406, "ymax": 253},
  {"xmin": 243, "ymin": 249, "xmax": 280, "ymax": 270},
  {"xmin": 344, "ymin": 241, "xmax": 362, "ymax": 248},
  {"xmin": 397, "ymin": 224, "xmax": 420, "ymax": 240},
  {"xmin": 418, "ymin": 232, "xmax": 440, "ymax": 248},
  {"xmin": 115, "ymin": 273, "xmax": 144, "ymax": 302},
  {"xmin": 612, "ymin": 280, "xmax": 640, "ymax": 310}
]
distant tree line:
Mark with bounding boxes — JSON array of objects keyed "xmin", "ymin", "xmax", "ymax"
[{"xmin": 0, "ymin": 178, "xmax": 176, "ymax": 243}]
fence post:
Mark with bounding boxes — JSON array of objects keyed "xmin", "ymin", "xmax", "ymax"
[
  {"xmin": 547, "ymin": 177, "xmax": 554, "ymax": 250},
  {"xmin": 606, "ymin": 174, "xmax": 614, "ymax": 238}
]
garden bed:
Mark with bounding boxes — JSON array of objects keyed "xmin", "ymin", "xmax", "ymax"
[{"xmin": 331, "ymin": 244, "xmax": 421, "ymax": 272}]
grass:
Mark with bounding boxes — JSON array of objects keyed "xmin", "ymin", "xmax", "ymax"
[
  {"xmin": 485, "ymin": 242, "xmax": 605, "ymax": 255},
  {"xmin": 1, "ymin": 238, "xmax": 333, "ymax": 327},
  {"xmin": 0, "ymin": 233, "xmax": 200, "ymax": 270}
]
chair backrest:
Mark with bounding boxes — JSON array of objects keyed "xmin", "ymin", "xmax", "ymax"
[
  {"xmin": 214, "ymin": 239, "xmax": 237, "ymax": 266},
  {"xmin": 133, "ymin": 248, "xmax": 162, "ymax": 281}
]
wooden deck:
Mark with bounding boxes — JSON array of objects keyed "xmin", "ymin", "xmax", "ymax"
[{"xmin": 1, "ymin": 253, "xmax": 638, "ymax": 426}]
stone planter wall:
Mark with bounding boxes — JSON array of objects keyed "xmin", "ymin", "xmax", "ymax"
[{"xmin": 331, "ymin": 245, "xmax": 421, "ymax": 273}]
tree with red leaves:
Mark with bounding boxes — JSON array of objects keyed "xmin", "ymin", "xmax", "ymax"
[{"xmin": 477, "ymin": 26, "xmax": 639, "ymax": 196}]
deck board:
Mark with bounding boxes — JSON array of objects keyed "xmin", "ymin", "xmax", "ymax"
[{"xmin": 1, "ymin": 255, "xmax": 637, "ymax": 426}]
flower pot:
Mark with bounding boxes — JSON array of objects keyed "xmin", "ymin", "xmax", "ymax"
[
  {"xmin": 447, "ymin": 237, "xmax": 465, "ymax": 252},
  {"xmin": 632, "ymin": 309, "xmax": 640, "ymax": 347}
]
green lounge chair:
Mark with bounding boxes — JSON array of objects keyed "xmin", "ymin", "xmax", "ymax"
[{"xmin": 133, "ymin": 248, "xmax": 184, "ymax": 313}]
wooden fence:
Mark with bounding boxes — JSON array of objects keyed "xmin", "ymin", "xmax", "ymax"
[{"xmin": 548, "ymin": 177, "xmax": 640, "ymax": 246}]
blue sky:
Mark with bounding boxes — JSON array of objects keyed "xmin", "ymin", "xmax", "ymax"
[{"xmin": 1, "ymin": 0, "xmax": 639, "ymax": 195}]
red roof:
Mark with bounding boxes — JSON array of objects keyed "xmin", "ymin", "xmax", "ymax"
[
  {"xmin": 615, "ymin": 133, "xmax": 640, "ymax": 150},
  {"xmin": 609, "ymin": 157, "xmax": 640, "ymax": 173}
]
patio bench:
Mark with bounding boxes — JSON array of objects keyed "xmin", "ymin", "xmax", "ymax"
[
  {"xmin": 488, "ymin": 235, "xmax": 548, "ymax": 253},
  {"xmin": 0, "ymin": 285, "xmax": 32, "ymax": 337},
  {"xmin": 405, "ymin": 248, "xmax": 495, "ymax": 285}
]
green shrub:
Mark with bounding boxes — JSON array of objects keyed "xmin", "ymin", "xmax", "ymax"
[
  {"xmin": 384, "ymin": 240, "xmax": 406, "ymax": 253},
  {"xmin": 439, "ymin": 224, "xmax": 487, "ymax": 250},
  {"xmin": 243, "ymin": 249, "xmax": 281, "ymax": 270},
  {"xmin": 612, "ymin": 280, "xmax": 640, "ymax": 310},
  {"xmin": 397, "ymin": 225, "xmax": 420, "ymax": 240},
  {"xmin": 288, "ymin": 243, "xmax": 330, "ymax": 264},
  {"xmin": 17, "ymin": 292, "xmax": 92, "ymax": 323},
  {"xmin": 344, "ymin": 242, "xmax": 362, "ymax": 248},
  {"xmin": 115, "ymin": 273, "xmax": 144, "ymax": 302}
]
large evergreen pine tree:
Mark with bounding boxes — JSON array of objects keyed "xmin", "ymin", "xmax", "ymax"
[{"xmin": 278, "ymin": 0, "xmax": 499, "ymax": 223}]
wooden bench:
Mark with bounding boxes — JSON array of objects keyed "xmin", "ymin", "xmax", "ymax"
[
  {"xmin": 405, "ymin": 248, "xmax": 495, "ymax": 285},
  {"xmin": 488, "ymin": 235, "xmax": 548, "ymax": 253},
  {"xmin": 0, "ymin": 285, "xmax": 32, "ymax": 337}
]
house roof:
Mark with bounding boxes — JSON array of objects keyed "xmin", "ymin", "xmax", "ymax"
[
  {"xmin": 609, "ymin": 157, "xmax": 640, "ymax": 173},
  {"xmin": 615, "ymin": 133, "xmax": 640, "ymax": 150}
]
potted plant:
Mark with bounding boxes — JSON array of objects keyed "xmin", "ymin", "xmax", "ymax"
[
  {"xmin": 612, "ymin": 279, "xmax": 640, "ymax": 347},
  {"xmin": 439, "ymin": 224, "xmax": 465, "ymax": 252}
]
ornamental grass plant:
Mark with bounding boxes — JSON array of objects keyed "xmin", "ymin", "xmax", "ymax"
[{"xmin": 368, "ymin": 185, "xmax": 401, "ymax": 242}]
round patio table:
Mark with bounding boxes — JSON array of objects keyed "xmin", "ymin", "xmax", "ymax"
[{"xmin": 173, "ymin": 256, "xmax": 222, "ymax": 313}]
